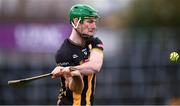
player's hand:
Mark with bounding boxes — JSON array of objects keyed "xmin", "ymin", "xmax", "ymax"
[
  {"xmin": 62, "ymin": 67, "xmax": 81, "ymax": 78},
  {"xmin": 61, "ymin": 67, "xmax": 71, "ymax": 78},
  {"xmin": 51, "ymin": 66, "xmax": 64, "ymax": 79}
]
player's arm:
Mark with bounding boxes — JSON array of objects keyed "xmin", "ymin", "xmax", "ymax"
[
  {"xmin": 73, "ymin": 49, "xmax": 103, "ymax": 75},
  {"xmin": 72, "ymin": 37, "xmax": 104, "ymax": 75},
  {"xmin": 51, "ymin": 49, "xmax": 84, "ymax": 93},
  {"xmin": 67, "ymin": 70, "xmax": 84, "ymax": 94},
  {"xmin": 52, "ymin": 67, "xmax": 84, "ymax": 93},
  {"xmin": 51, "ymin": 66, "xmax": 84, "ymax": 94}
]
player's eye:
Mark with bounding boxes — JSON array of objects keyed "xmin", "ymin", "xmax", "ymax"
[
  {"xmin": 87, "ymin": 20, "xmax": 93, "ymax": 23},
  {"xmin": 87, "ymin": 20, "xmax": 97, "ymax": 24}
]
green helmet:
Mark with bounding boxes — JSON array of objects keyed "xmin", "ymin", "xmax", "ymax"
[{"xmin": 69, "ymin": 4, "xmax": 100, "ymax": 24}]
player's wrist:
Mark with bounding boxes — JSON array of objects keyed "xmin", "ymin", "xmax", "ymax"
[
  {"xmin": 71, "ymin": 70, "xmax": 81, "ymax": 77},
  {"xmin": 69, "ymin": 66, "xmax": 78, "ymax": 71}
]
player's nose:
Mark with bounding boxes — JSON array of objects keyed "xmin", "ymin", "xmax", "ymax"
[{"xmin": 90, "ymin": 22, "xmax": 96, "ymax": 28}]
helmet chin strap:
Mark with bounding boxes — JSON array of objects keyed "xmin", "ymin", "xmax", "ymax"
[{"xmin": 71, "ymin": 17, "xmax": 81, "ymax": 28}]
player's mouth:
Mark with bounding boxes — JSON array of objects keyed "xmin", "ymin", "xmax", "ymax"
[
  {"xmin": 89, "ymin": 30, "xmax": 94, "ymax": 33},
  {"xmin": 88, "ymin": 29, "xmax": 96, "ymax": 33}
]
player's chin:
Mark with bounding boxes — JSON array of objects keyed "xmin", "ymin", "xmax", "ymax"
[{"xmin": 88, "ymin": 32, "xmax": 95, "ymax": 36}]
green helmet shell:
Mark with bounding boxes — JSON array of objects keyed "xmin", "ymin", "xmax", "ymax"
[{"xmin": 69, "ymin": 4, "xmax": 100, "ymax": 24}]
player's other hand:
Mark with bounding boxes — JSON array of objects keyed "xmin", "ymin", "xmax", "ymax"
[{"xmin": 51, "ymin": 66, "xmax": 64, "ymax": 79}]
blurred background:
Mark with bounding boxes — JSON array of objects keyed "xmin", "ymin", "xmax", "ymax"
[{"xmin": 0, "ymin": 0, "xmax": 180, "ymax": 105}]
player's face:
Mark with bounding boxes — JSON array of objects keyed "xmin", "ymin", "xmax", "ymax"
[{"xmin": 79, "ymin": 17, "xmax": 97, "ymax": 36}]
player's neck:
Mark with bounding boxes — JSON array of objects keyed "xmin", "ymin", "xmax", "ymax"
[{"xmin": 69, "ymin": 29, "xmax": 85, "ymax": 46}]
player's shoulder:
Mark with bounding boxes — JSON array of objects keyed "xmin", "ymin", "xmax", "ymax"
[
  {"xmin": 57, "ymin": 39, "xmax": 72, "ymax": 52},
  {"xmin": 90, "ymin": 37, "xmax": 104, "ymax": 51},
  {"xmin": 55, "ymin": 39, "xmax": 73, "ymax": 64},
  {"xmin": 56, "ymin": 39, "xmax": 72, "ymax": 57},
  {"xmin": 91, "ymin": 37, "xmax": 103, "ymax": 44},
  {"xmin": 91, "ymin": 37, "xmax": 102, "ymax": 41}
]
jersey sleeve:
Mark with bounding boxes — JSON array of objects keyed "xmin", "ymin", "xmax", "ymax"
[
  {"xmin": 90, "ymin": 37, "xmax": 104, "ymax": 51},
  {"xmin": 55, "ymin": 48, "xmax": 72, "ymax": 67}
]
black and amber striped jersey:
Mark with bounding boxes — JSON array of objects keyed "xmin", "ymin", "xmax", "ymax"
[{"xmin": 55, "ymin": 37, "xmax": 103, "ymax": 105}]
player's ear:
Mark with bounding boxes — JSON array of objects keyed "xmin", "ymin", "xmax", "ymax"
[{"xmin": 73, "ymin": 18, "xmax": 79, "ymax": 25}]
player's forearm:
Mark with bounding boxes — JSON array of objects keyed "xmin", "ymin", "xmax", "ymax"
[
  {"xmin": 69, "ymin": 74, "xmax": 84, "ymax": 94},
  {"xmin": 74, "ymin": 49, "xmax": 103, "ymax": 75},
  {"xmin": 75, "ymin": 61, "xmax": 102, "ymax": 75}
]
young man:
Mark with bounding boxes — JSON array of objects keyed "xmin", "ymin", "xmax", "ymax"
[{"xmin": 51, "ymin": 4, "xmax": 104, "ymax": 105}]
